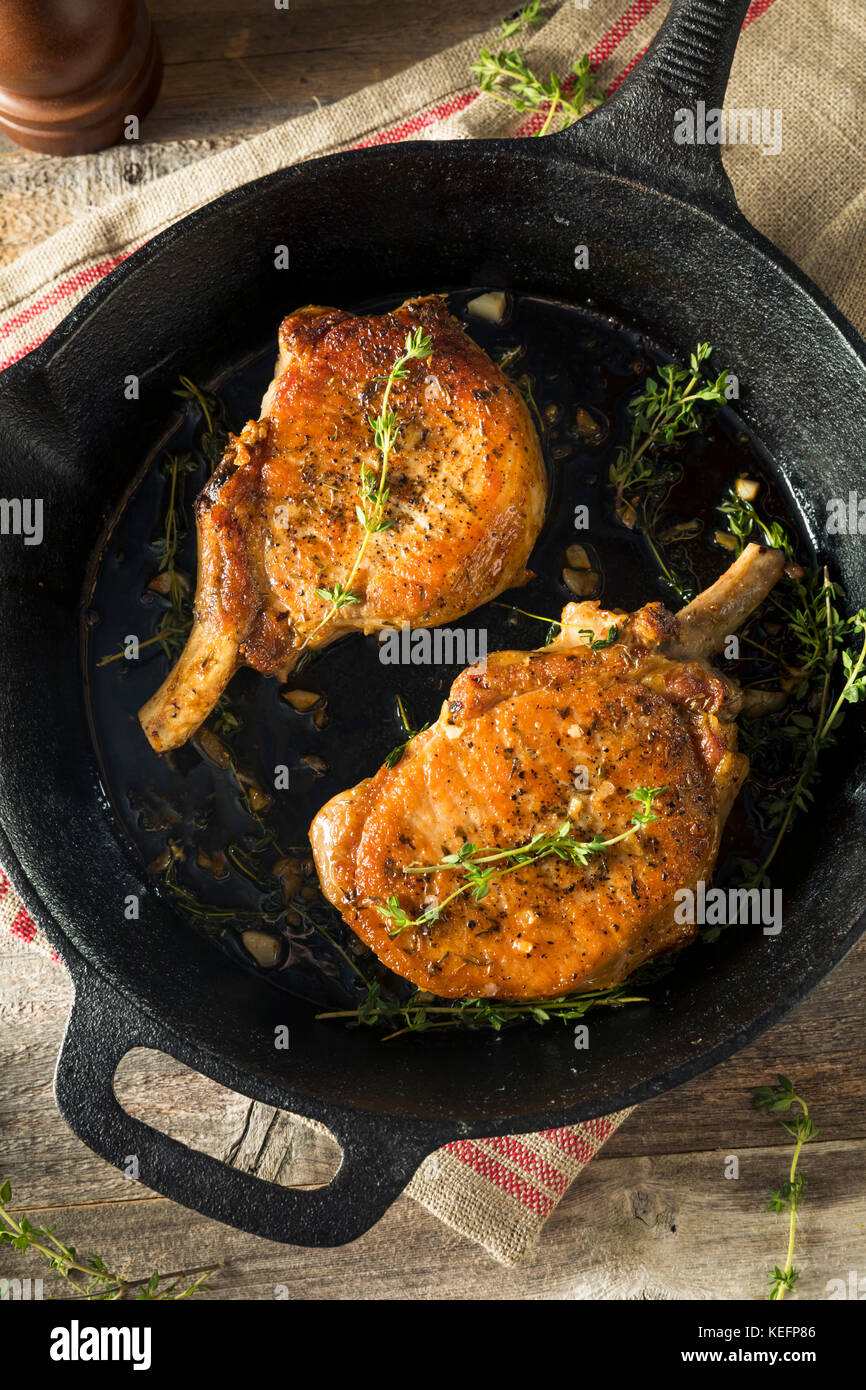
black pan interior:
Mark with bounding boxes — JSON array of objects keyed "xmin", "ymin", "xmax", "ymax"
[{"xmin": 1, "ymin": 136, "xmax": 865, "ymax": 1128}]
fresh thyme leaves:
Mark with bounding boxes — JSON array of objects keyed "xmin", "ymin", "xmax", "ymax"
[
  {"xmin": 611, "ymin": 343, "xmax": 730, "ymax": 601},
  {"xmin": 173, "ymin": 375, "xmax": 230, "ymax": 474},
  {"xmin": 150, "ymin": 450, "xmax": 199, "ymax": 662},
  {"xmin": 751, "ymin": 1076, "xmax": 817, "ymax": 1300},
  {"xmin": 612, "ymin": 346, "xmax": 728, "ymax": 509},
  {"xmin": 715, "ymin": 491, "xmax": 866, "ymax": 886},
  {"xmin": 500, "ymin": 0, "xmax": 542, "ymax": 39},
  {"xmin": 577, "ymin": 624, "xmax": 621, "ymax": 651},
  {"xmin": 492, "ymin": 601, "xmax": 619, "ymax": 650},
  {"xmin": 752, "ymin": 603, "xmax": 866, "ymax": 883},
  {"xmin": 98, "ymin": 378, "xmax": 242, "ymax": 733},
  {"xmin": 471, "ymin": 4, "xmax": 604, "ymax": 136},
  {"xmin": 384, "ymin": 694, "xmax": 431, "ymax": 768},
  {"xmin": 98, "ymin": 450, "xmax": 197, "ymax": 668},
  {"xmin": 316, "ymin": 980, "xmax": 647, "ymax": 1042},
  {"xmin": 0, "ymin": 1180, "xmax": 217, "ymax": 1300},
  {"xmin": 304, "ymin": 327, "xmax": 433, "ymax": 647},
  {"xmin": 376, "ymin": 786, "xmax": 666, "ymax": 936},
  {"xmin": 718, "ymin": 488, "xmax": 791, "ymax": 557}
]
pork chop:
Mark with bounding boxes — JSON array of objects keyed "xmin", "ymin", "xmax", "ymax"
[
  {"xmin": 310, "ymin": 544, "xmax": 785, "ymax": 1000},
  {"xmin": 140, "ymin": 295, "xmax": 546, "ymax": 752}
]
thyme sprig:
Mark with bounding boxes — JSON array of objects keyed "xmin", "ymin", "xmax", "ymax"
[
  {"xmin": 384, "ymin": 694, "xmax": 431, "ymax": 768},
  {"xmin": 98, "ymin": 450, "xmax": 197, "ymax": 668},
  {"xmin": 472, "ymin": 5, "xmax": 604, "ymax": 136},
  {"xmin": 752, "ymin": 604, "xmax": 866, "ymax": 882},
  {"xmin": 173, "ymin": 375, "xmax": 230, "ymax": 473},
  {"xmin": 611, "ymin": 343, "xmax": 729, "ymax": 600},
  {"xmin": 715, "ymin": 491, "xmax": 866, "ymax": 886},
  {"xmin": 377, "ymin": 786, "xmax": 665, "ymax": 936},
  {"xmin": 500, "ymin": 0, "xmax": 542, "ymax": 39},
  {"xmin": 98, "ymin": 379, "xmax": 241, "ymax": 735},
  {"xmin": 316, "ymin": 979, "xmax": 648, "ymax": 1041},
  {"xmin": 0, "ymin": 1181, "xmax": 216, "ymax": 1300},
  {"xmin": 492, "ymin": 601, "xmax": 619, "ymax": 650},
  {"xmin": 304, "ymin": 327, "xmax": 433, "ymax": 646},
  {"xmin": 752, "ymin": 1077, "xmax": 817, "ymax": 1300}
]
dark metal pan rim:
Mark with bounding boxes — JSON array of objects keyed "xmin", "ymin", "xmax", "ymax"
[{"xmin": 5, "ymin": 133, "xmax": 866, "ymax": 397}]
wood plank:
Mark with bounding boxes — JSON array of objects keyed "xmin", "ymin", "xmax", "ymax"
[
  {"xmin": 147, "ymin": 0, "xmax": 506, "ymax": 70},
  {"xmin": 605, "ymin": 935, "xmax": 866, "ymax": 1158},
  {"xmin": 2, "ymin": 1133, "xmax": 863, "ymax": 1300}
]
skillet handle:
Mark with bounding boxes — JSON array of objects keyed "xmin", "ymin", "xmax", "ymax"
[
  {"xmin": 54, "ymin": 964, "xmax": 433, "ymax": 1248},
  {"xmin": 560, "ymin": 0, "xmax": 751, "ymax": 213}
]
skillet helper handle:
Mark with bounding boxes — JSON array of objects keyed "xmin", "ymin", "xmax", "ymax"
[
  {"xmin": 54, "ymin": 964, "xmax": 430, "ymax": 1248},
  {"xmin": 563, "ymin": 0, "xmax": 751, "ymax": 213}
]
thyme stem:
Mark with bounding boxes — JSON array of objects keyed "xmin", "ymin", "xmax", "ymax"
[{"xmin": 301, "ymin": 327, "xmax": 433, "ymax": 649}]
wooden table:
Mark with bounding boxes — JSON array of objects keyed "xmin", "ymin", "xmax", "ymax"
[{"xmin": 1, "ymin": 0, "xmax": 864, "ymax": 1302}]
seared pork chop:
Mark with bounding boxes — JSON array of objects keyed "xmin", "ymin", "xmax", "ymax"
[
  {"xmin": 140, "ymin": 295, "xmax": 546, "ymax": 752},
  {"xmin": 310, "ymin": 544, "xmax": 785, "ymax": 1000}
]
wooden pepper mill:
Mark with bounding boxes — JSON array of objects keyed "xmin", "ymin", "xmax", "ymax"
[{"xmin": 0, "ymin": 0, "xmax": 162, "ymax": 155}]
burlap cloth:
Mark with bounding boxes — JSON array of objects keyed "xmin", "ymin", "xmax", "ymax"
[{"xmin": 1, "ymin": 0, "xmax": 864, "ymax": 1266}]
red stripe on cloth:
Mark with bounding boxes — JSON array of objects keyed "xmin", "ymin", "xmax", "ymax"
[
  {"xmin": 516, "ymin": 0, "xmax": 664, "ymax": 135},
  {"xmin": 0, "ymin": 0, "xmax": 781, "ymax": 372},
  {"xmin": 588, "ymin": 0, "xmax": 664, "ymax": 65},
  {"xmin": 744, "ymin": 0, "xmax": 777, "ymax": 23},
  {"xmin": 0, "ymin": 866, "xmax": 8, "ymax": 901},
  {"xmin": 352, "ymin": 91, "xmax": 476, "ymax": 148},
  {"xmin": 0, "ymin": 252, "xmax": 131, "ymax": 342},
  {"xmin": 606, "ymin": 0, "xmax": 779, "ymax": 95},
  {"xmin": 442, "ymin": 1139, "xmax": 557, "ymax": 1217},
  {"xmin": 543, "ymin": 1116, "xmax": 615, "ymax": 1164},
  {"xmin": 482, "ymin": 1134, "xmax": 570, "ymax": 1194},
  {"xmin": 543, "ymin": 1128, "xmax": 595, "ymax": 1163},
  {"xmin": 0, "ymin": 331, "xmax": 51, "ymax": 371},
  {"xmin": 8, "ymin": 905, "xmax": 37, "ymax": 944}
]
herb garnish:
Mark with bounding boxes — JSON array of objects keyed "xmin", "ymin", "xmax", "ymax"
[
  {"xmin": 611, "ymin": 343, "xmax": 730, "ymax": 600},
  {"xmin": 173, "ymin": 375, "xmax": 230, "ymax": 474},
  {"xmin": 576, "ymin": 624, "xmax": 621, "ymax": 650},
  {"xmin": 304, "ymin": 327, "xmax": 433, "ymax": 646},
  {"xmin": 752, "ymin": 1076, "xmax": 817, "ymax": 1300},
  {"xmin": 376, "ymin": 786, "xmax": 665, "ymax": 936},
  {"xmin": 98, "ymin": 379, "xmax": 240, "ymax": 733},
  {"xmin": 493, "ymin": 601, "xmax": 619, "ymax": 650},
  {"xmin": 0, "ymin": 1181, "xmax": 217, "ymax": 1300},
  {"xmin": 316, "ymin": 980, "xmax": 648, "ymax": 1042},
  {"xmin": 716, "ymin": 490, "xmax": 866, "ymax": 887},
  {"xmin": 384, "ymin": 694, "xmax": 431, "ymax": 768},
  {"xmin": 471, "ymin": 4, "xmax": 604, "ymax": 136}
]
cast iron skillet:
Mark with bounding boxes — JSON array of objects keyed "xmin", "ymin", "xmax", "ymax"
[{"xmin": 1, "ymin": 0, "xmax": 865, "ymax": 1247}]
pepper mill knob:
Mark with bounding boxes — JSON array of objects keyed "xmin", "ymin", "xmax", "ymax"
[{"xmin": 0, "ymin": 0, "xmax": 162, "ymax": 155}]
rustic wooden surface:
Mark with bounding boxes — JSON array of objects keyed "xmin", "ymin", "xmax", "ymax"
[{"xmin": 1, "ymin": 0, "xmax": 865, "ymax": 1302}]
